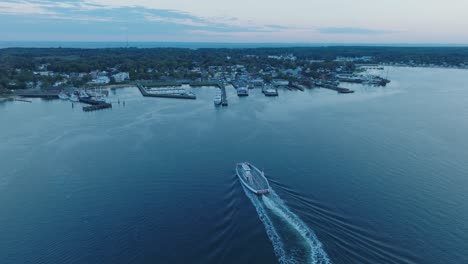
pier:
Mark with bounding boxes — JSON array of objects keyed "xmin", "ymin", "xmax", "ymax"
[
  {"xmin": 219, "ymin": 82, "xmax": 228, "ymax": 106},
  {"xmin": 137, "ymin": 84, "xmax": 196, "ymax": 99},
  {"xmin": 291, "ymin": 83, "xmax": 306, "ymax": 91},
  {"xmin": 14, "ymin": 90, "xmax": 59, "ymax": 99},
  {"xmin": 317, "ymin": 83, "xmax": 354, "ymax": 94},
  {"xmin": 82, "ymin": 103, "xmax": 112, "ymax": 112},
  {"xmin": 79, "ymin": 97, "xmax": 112, "ymax": 112}
]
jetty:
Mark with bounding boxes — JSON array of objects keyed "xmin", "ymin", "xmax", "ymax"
[
  {"xmin": 14, "ymin": 98, "xmax": 32, "ymax": 103},
  {"xmin": 83, "ymin": 103, "xmax": 112, "ymax": 112},
  {"xmin": 220, "ymin": 83, "xmax": 228, "ymax": 106},
  {"xmin": 317, "ymin": 83, "xmax": 354, "ymax": 94},
  {"xmin": 14, "ymin": 90, "xmax": 59, "ymax": 99},
  {"xmin": 137, "ymin": 84, "xmax": 196, "ymax": 99},
  {"xmin": 291, "ymin": 83, "xmax": 306, "ymax": 91},
  {"xmin": 78, "ymin": 97, "xmax": 112, "ymax": 112}
]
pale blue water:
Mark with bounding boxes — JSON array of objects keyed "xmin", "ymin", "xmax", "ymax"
[{"xmin": 1, "ymin": 67, "xmax": 468, "ymax": 263}]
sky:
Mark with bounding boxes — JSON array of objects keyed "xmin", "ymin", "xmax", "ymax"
[{"xmin": 1, "ymin": 0, "xmax": 468, "ymax": 43}]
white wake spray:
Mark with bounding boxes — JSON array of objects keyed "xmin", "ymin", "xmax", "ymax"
[{"xmin": 243, "ymin": 186, "xmax": 331, "ymax": 264}]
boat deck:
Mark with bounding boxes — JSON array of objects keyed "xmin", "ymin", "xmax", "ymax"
[{"xmin": 236, "ymin": 164, "xmax": 269, "ymax": 192}]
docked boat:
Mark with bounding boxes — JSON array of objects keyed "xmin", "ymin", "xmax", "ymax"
[
  {"xmin": 263, "ymin": 86, "xmax": 279, "ymax": 96},
  {"xmin": 236, "ymin": 162, "xmax": 270, "ymax": 195},
  {"xmin": 69, "ymin": 94, "xmax": 79, "ymax": 102},
  {"xmin": 58, "ymin": 91, "xmax": 69, "ymax": 100},
  {"xmin": 79, "ymin": 90, "xmax": 90, "ymax": 99},
  {"xmin": 237, "ymin": 87, "xmax": 249, "ymax": 96},
  {"xmin": 214, "ymin": 95, "xmax": 222, "ymax": 105},
  {"xmin": 214, "ymin": 89, "xmax": 222, "ymax": 105}
]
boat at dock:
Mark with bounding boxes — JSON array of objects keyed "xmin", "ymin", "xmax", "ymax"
[
  {"xmin": 262, "ymin": 86, "xmax": 279, "ymax": 96},
  {"xmin": 79, "ymin": 90, "xmax": 90, "ymax": 99},
  {"xmin": 237, "ymin": 87, "xmax": 249, "ymax": 96},
  {"xmin": 58, "ymin": 91, "xmax": 69, "ymax": 100},
  {"xmin": 236, "ymin": 162, "xmax": 270, "ymax": 195},
  {"xmin": 214, "ymin": 90, "xmax": 222, "ymax": 105},
  {"xmin": 69, "ymin": 94, "xmax": 79, "ymax": 102}
]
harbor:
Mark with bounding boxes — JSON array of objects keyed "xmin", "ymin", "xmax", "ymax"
[{"xmin": 137, "ymin": 84, "xmax": 196, "ymax": 99}]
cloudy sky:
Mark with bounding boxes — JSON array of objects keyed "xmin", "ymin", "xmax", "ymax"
[{"xmin": 1, "ymin": 0, "xmax": 468, "ymax": 43}]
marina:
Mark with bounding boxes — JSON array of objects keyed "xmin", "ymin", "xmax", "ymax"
[{"xmin": 137, "ymin": 84, "xmax": 196, "ymax": 99}]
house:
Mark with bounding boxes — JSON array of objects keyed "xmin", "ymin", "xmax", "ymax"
[
  {"xmin": 112, "ymin": 72, "xmax": 130, "ymax": 83},
  {"xmin": 92, "ymin": 76, "xmax": 110, "ymax": 84}
]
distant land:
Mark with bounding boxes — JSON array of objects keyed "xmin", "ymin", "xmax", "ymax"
[
  {"xmin": 1, "ymin": 41, "xmax": 468, "ymax": 49},
  {"xmin": 1, "ymin": 46, "xmax": 467, "ymax": 91}
]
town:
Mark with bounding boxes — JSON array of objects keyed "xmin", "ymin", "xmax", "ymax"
[{"xmin": 0, "ymin": 47, "xmax": 403, "ymax": 109}]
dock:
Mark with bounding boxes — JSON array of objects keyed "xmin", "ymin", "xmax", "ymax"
[
  {"xmin": 219, "ymin": 82, "xmax": 228, "ymax": 106},
  {"xmin": 14, "ymin": 90, "xmax": 59, "ymax": 99},
  {"xmin": 317, "ymin": 83, "xmax": 354, "ymax": 94},
  {"xmin": 137, "ymin": 84, "xmax": 196, "ymax": 99},
  {"xmin": 79, "ymin": 97, "xmax": 112, "ymax": 112},
  {"xmin": 291, "ymin": 83, "xmax": 305, "ymax": 91},
  {"xmin": 14, "ymin": 98, "xmax": 32, "ymax": 103},
  {"xmin": 83, "ymin": 103, "xmax": 112, "ymax": 112}
]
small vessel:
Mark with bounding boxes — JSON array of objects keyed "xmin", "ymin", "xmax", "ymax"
[
  {"xmin": 263, "ymin": 86, "xmax": 279, "ymax": 96},
  {"xmin": 237, "ymin": 87, "xmax": 249, "ymax": 96},
  {"xmin": 214, "ymin": 95, "xmax": 222, "ymax": 105},
  {"xmin": 236, "ymin": 162, "xmax": 270, "ymax": 195},
  {"xmin": 58, "ymin": 91, "xmax": 69, "ymax": 100},
  {"xmin": 214, "ymin": 89, "xmax": 222, "ymax": 105},
  {"xmin": 69, "ymin": 94, "xmax": 79, "ymax": 102},
  {"xmin": 79, "ymin": 90, "xmax": 90, "ymax": 99}
]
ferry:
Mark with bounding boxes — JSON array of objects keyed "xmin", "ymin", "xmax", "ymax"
[{"xmin": 236, "ymin": 162, "xmax": 270, "ymax": 195}]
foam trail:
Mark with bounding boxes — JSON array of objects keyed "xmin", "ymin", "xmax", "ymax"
[
  {"xmin": 242, "ymin": 186, "xmax": 290, "ymax": 264},
  {"xmin": 243, "ymin": 184, "xmax": 331, "ymax": 264},
  {"xmin": 262, "ymin": 189, "xmax": 331, "ymax": 264}
]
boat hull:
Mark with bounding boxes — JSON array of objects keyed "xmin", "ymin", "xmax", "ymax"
[{"xmin": 236, "ymin": 162, "xmax": 270, "ymax": 195}]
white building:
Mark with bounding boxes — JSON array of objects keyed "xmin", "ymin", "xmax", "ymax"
[
  {"xmin": 272, "ymin": 79, "xmax": 289, "ymax": 86},
  {"xmin": 112, "ymin": 72, "xmax": 130, "ymax": 83},
  {"xmin": 92, "ymin": 76, "xmax": 110, "ymax": 84}
]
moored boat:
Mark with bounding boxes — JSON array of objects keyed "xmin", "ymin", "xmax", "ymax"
[
  {"xmin": 69, "ymin": 94, "xmax": 79, "ymax": 102},
  {"xmin": 58, "ymin": 91, "xmax": 69, "ymax": 100},
  {"xmin": 236, "ymin": 162, "xmax": 270, "ymax": 195},
  {"xmin": 237, "ymin": 87, "xmax": 249, "ymax": 96}
]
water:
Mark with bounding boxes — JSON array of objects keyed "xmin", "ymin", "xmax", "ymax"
[{"xmin": 1, "ymin": 67, "xmax": 468, "ymax": 263}]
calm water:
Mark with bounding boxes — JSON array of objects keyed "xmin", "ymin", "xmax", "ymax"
[{"xmin": 1, "ymin": 67, "xmax": 468, "ymax": 264}]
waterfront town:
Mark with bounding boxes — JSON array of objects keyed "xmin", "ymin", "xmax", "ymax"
[{"xmin": 0, "ymin": 47, "xmax": 398, "ymax": 110}]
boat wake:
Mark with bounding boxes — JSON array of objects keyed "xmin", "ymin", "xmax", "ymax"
[{"xmin": 243, "ymin": 187, "xmax": 331, "ymax": 264}]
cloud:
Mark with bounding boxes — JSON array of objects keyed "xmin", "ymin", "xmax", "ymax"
[
  {"xmin": 318, "ymin": 27, "xmax": 392, "ymax": 35},
  {"xmin": 144, "ymin": 14, "xmax": 208, "ymax": 27},
  {"xmin": 0, "ymin": 1, "xmax": 56, "ymax": 15}
]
